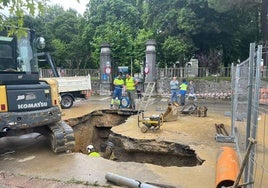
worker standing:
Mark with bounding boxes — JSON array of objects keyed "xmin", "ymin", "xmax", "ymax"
[
  {"xmin": 170, "ymin": 76, "xmax": 179, "ymax": 106},
  {"xmin": 188, "ymin": 80, "xmax": 197, "ymax": 101},
  {"xmin": 125, "ymin": 72, "xmax": 139, "ymax": 110},
  {"xmin": 179, "ymin": 78, "xmax": 188, "ymax": 106},
  {"xmin": 110, "ymin": 72, "xmax": 124, "ymax": 109}
]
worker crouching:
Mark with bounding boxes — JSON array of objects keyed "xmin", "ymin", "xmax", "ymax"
[{"xmin": 87, "ymin": 145, "xmax": 101, "ymax": 157}]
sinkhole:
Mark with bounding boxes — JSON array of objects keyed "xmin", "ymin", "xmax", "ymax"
[{"xmin": 65, "ymin": 109, "xmax": 204, "ymax": 167}]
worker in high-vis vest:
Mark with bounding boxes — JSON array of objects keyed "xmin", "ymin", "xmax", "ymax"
[
  {"xmin": 87, "ymin": 145, "xmax": 101, "ymax": 157},
  {"xmin": 110, "ymin": 72, "xmax": 124, "ymax": 109},
  {"xmin": 125, "ymin": 72, "xmax": 138, "ymax": 110},
  {"xmin": 179, "ymin": 78, "xmax": 188, "ymax": 106}
]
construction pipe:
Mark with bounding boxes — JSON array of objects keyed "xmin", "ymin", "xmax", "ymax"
[
  {"xmin": 215, "ymin": 146, "xmax": 240, "ymax": 188},
  {"xmin": 105, "ymin": 172, "xmax": 159, "ymax": 188}
]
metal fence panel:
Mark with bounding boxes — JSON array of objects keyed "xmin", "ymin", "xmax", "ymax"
[
  {"xmin": 249, "ymin": 45, "xmax": 268, "ymax": 188},
  {"xmin": 231, "ymin": 43, "xmax": 268, "ymax": 187}
]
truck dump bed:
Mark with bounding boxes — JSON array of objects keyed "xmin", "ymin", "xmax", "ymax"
[
  {"xmin": 41, "ymin": 75, "xmax": 92, "ymax": 108},
  {"xmin": 52, "ymin": 75, "xmax": 92, "ymax": 93}
]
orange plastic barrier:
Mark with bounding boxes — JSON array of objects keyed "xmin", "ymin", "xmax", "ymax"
[
  {"xmin": 216, "ymin": 146, "xmax": 240, "ymax": 188},
  {"xmin": 259, "ymin": 88, "xmax": 268, "ymax": 104}
]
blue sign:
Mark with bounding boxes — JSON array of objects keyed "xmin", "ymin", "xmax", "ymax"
[
  {"xmin": 102, "ymin": 74, "xmax": 108, "ymax": 81},
  {"xmin": 118, "ymin": 66, "xmax": 128, "ymax": 74}
]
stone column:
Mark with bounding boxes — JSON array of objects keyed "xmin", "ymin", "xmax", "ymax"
[
  {"xmin": 145, "ymin": 40, "xmax": 157, "ymax": 83},
  {"xmin": 100, "ymin": 43, "xmax": 112, "ymax": 96}
]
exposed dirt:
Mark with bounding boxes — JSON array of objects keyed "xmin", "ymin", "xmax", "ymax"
[
  {"xmin": 0, "ymin": 97, "xmax": 234, "ymax": 188},
  {"xmin": 66, "ymin": 110, "xmax": 128, "ymax": 154}
]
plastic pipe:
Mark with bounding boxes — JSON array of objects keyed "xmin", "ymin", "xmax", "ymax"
[
  {"xmin": 105, "ymin": 172, "xmax": 159, "ymax": 188},
  {"xmin": 215, "ymin": 146, "xmax": 240, "ymax": 188}
]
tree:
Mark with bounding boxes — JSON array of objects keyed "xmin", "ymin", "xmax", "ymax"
[
  {"xmin": 83, "ymin": 0, "xmax": 144, "ymax": 70},
  {"xmin": 208, "ymin": 0, "xmax": 268, "ymax": 65},
  {"xmin": 162, "ymin": 36, "xmax": 195, "ymax": 66},
  {"xmin": 0, "ymin": 0, "xmax": 46, "ymax": 35},
  {"xmin": 45, "ymin": 8, "xmax": 87, "ymax": 69},
  {"xmin": 21, "ymin": 5, "xmax": 90, "ymax": 69},
  {"xmin": 3, "ymin": 0, "xmax": 262, "ymax": 70}
]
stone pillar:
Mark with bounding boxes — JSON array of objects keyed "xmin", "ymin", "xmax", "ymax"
[
  {"xmin": 145, "ymin": 40, "xmax": 157, "ymax": 83},
  {"xmin": 100, "ymin": 43, "xmax": 112, "ymax": 96}
]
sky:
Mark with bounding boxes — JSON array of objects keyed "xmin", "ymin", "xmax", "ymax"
[
  {"xmin": 49, "ymin": 0, "xmax": 88, "ymax": 14},
  {"xmin": 0, "ymin": 0, "xmax": 88, "ymax": 17}
]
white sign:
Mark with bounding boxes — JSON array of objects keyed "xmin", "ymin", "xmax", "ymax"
[{"xmin": 105, "ymin": 67, "xmax": 111, "ymax": 74}]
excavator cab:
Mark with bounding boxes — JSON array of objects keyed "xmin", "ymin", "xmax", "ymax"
[
  {"xmin": 0, "ymin": 28, "xmax": 44, "ymax": 81},
  {"xmin": 0, "ymin": 27, "xmax": 75, "ymax": 153}
]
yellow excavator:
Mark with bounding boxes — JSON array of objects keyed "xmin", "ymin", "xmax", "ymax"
[{"xmin": 0, "ymin": 27, "xmax": 75, "ymax": 153}]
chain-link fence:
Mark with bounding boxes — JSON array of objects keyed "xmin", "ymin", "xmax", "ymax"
[{"xmin": 231, "ymin": 43, "xmax": 268, "ymax": 187}]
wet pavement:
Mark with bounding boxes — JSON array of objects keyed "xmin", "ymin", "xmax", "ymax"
[{"xmin": 0, "ymin": 96, "xmax": 234, "ymax": 188}]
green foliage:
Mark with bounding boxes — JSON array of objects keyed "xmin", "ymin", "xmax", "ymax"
[
  {"xmin": 84, "ymin": 0, "xmax": 145, "ymax": 71},
  {"xmin": 162, "ymin": 36, "xmax": 195, "ymax": 66},
  {"xmin": 208, "ymin": 0, "xmax": 260, "ymax": 12},
  {"xmin": 0, "ymin": 0, "xmax": 46, "ymax": 30},
  {"xmin": 133, "ymin": 29, "xmax": 154, "ymax": 62},
  {"xmin": 1, "ymin": 0, "xmax": 264, "ymax": 70}
]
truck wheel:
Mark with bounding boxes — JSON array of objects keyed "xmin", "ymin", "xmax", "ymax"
[{"xmin": 61, "ymin": 95, "xmax": 73, "ymax": 109}]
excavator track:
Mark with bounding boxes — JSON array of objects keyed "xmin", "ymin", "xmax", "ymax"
[{"xmin": 48, "ymin": 120, "xmax": 75, "ymax": 153}]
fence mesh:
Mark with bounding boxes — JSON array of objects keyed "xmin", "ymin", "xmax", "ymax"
[{"xmin": 231, "ymin": 43, "xmax": 268, "ymax": 187}]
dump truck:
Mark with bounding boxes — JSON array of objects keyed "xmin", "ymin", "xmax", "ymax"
[
  {"xmin": 0, "ymin": 27, "xmax": 75, "ymax": 153},
  {"xmin": 38, "ymin": 52, "xmax": 92, "ymax": 109}
]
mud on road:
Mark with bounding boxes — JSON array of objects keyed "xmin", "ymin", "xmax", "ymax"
[{"xmin": 0, "ymin": 96, "xmax": 234, "ymax": 188}]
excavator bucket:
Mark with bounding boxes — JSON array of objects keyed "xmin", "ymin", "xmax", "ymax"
[{"xmin": 163, "ymin": 103, "xmax": 179, "ymax": 122}]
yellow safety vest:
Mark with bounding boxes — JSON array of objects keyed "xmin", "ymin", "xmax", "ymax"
[
  {"xmin": 114, "ymin": 78, "xmax": 124, "ymax": 86},
  {"xmin": 180, "ymin": 83, "xmax": 187, "ymax": 91},
  {"xmin": 125, "ymin": 77, "xmax": 135, "ymax": 90},
  {"xmin": 88, "ymin": 152, "xmax": 101, "ymax": 157}
]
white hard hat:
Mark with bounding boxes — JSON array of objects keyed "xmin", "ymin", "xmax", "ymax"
[{"xmin": 87, "ymin": 145, "xmax": 94, "ymax": 152}]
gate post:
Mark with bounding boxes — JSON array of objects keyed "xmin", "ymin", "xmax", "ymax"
[
  {"xmin": 100, "ymin": 43, "xmax": 112, "ymax": 96},
  {"xmin": 145, "ymin": 40, "xmax": 157, "ymax": 93}
]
